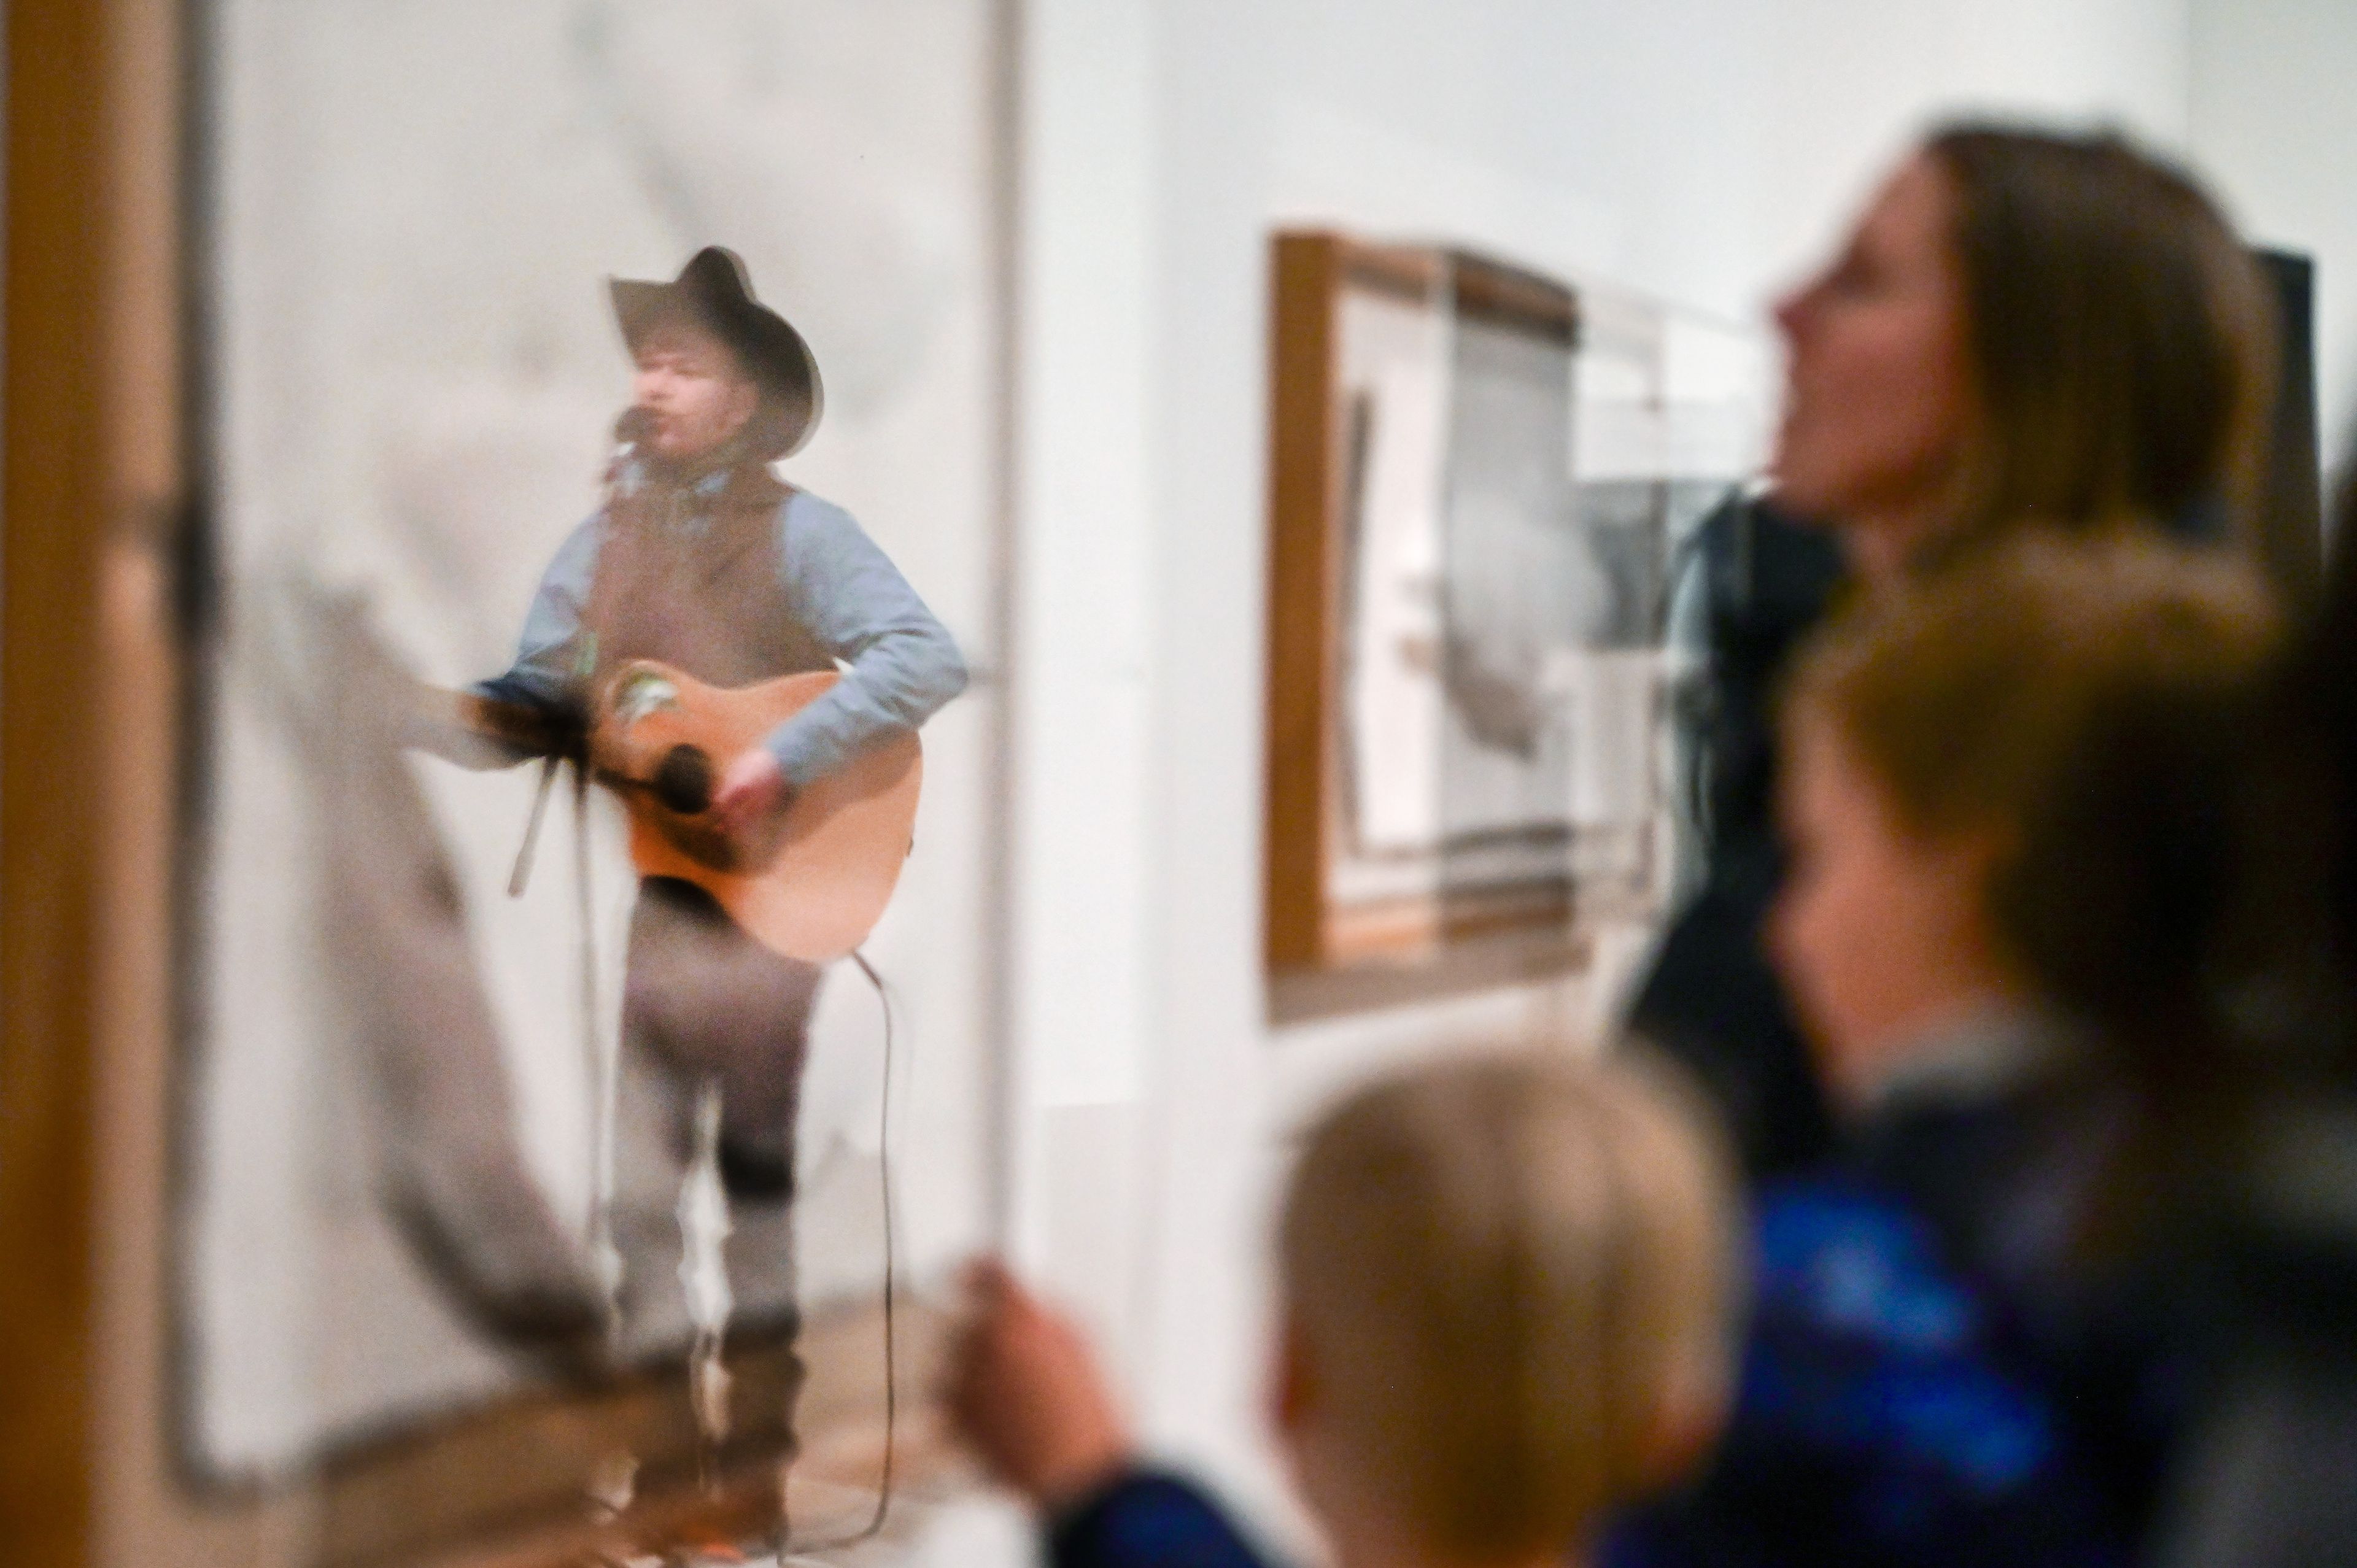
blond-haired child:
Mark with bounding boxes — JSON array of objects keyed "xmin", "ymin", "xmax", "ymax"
[{"xmin": 950, "ymin": 1051, "xmax": 1738, "ymax": 1568}]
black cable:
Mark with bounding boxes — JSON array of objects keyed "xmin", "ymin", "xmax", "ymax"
[{"xmin": 775, "ymin": 948, "xmax": 899, "ymax": 1556}]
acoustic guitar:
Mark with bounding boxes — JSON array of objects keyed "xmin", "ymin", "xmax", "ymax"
[{"xmin": 425, "ymin": 659, "xmax": 921, "ymax": 964}]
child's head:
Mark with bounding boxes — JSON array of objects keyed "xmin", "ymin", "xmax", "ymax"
[
  {"xmin": 1272, "ymin": 1050, "xmax": 1738, "ymax": 1564},
  {"xmin": 1773, "ymin": 535, "xmax": 2278, "ymax": 1099}
]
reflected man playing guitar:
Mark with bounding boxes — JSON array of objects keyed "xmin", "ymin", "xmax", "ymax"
[{"xmin": 467, "ymin": 247, "xmax": 967, "ymax": 1203}]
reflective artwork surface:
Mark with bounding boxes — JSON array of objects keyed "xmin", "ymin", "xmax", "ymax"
[
  {"xmin": 1323, "ymin": 250, "xmax": 1765, "ymax": 944},
  {"xmin": 184, "ymin": 2, "xmax": 1002, "ymax": 1557}
]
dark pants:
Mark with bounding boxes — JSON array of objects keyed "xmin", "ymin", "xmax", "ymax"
[{"xmin": 622, "ymin": 876, "xmax": 821, "ymax": 1201}]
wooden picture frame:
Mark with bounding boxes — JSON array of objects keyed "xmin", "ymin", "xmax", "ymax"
[
  {"xmin": 1, "ymin": 2, "xmax": 987, "ymax": 1563},
  {"xmin": 1263, "ymin": 232, "xmax": 1600, "ymax": 1021}
]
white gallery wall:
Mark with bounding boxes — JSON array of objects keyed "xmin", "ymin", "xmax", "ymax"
[
  {"xmin": 999, "ymin": 1, "xmax": 2215, "ymax": 1559},
  {"xmin": 2189, "ymin": 0, "xmax": 2357, "ymax": 477}
]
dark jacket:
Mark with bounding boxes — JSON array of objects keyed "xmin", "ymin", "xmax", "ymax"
[
  {"xmin": 1047, "ymin": 1470, "xmax": 1272, "ymax": 1568},
  {"xmin": 1608, "ymin": 1015, "xmax": 2180, "ymax": 1568},
  {"xmin": 1630, "ymin": 493, "xmax": 1844, "ymax": 1180},
  {"xmin": 2151, "ymin": 1093, "xmax": 2357, "ymax": 1568}
]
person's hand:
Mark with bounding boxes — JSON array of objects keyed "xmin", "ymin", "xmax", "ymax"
[
  {"xmin": 946, "ymin": 1257, "xmax": 1134, "ymax": 1512},
  {"xmin": 710, "ymin": 747, "xmax": 789, "ymax": 841}
]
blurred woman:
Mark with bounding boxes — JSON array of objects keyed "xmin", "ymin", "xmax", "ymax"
[{"xmin": 1632, "ymin": 121, "xmax": 2277, "ymax": 1180}]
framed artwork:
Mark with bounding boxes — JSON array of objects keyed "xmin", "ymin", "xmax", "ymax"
[
  {"xmin": 2, "ymin": 2, "xmax": 1009, "ymax": 1564},
  {"xmin": 1263, "ymin": 230, "xmax": 1765, "ymax": 1019}
]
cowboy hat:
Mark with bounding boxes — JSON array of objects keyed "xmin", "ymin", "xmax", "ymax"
[{"xmin": 610, "ymin": 246, "xmax": 824, "ymax": 458}]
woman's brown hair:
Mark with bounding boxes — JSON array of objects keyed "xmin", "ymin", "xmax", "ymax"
[{"xmin": 1924, "ymin": 123, "xmax": 2277, "ymax": 556}]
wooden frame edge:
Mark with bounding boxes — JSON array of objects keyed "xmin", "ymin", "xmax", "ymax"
[
  {"xmin": 1263, "ymin": 233, "xmax": 1344, "ymax": 973},
  {"xmin": 1, "ymin": 0, "xmax": 145, "ymax": 1560}
]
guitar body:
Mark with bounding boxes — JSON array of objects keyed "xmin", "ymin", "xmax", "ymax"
[{"xmin": 590, "ymin": 660, "xmax": 921, "ymax": 963}]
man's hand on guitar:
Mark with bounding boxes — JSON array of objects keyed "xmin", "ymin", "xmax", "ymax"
[{"xmin": 712, "ymin": 747, "xmax": 792, "ymax": 842}]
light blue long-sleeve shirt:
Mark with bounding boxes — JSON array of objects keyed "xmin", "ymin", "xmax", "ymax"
[{"xmin": 480, "ymin": 484, "xmax": 968, "ymax": 787}]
